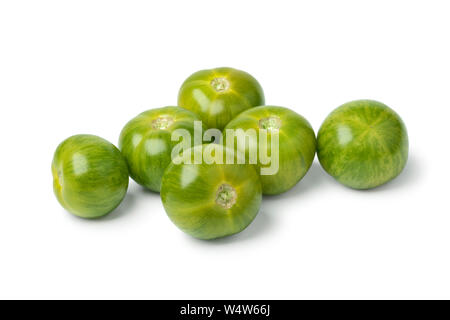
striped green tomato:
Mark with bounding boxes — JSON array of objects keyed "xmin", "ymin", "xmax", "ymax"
[
  {"xmin": 52, "ymin": 134, "xmax": 129, "ymax": 218},
  {"xmin": 177, "ymin": 67, "xmax": 265, "ymax": 130},
  {"xmin": 119, "ymin": 106, "xmax": 206, "ymax": 192},
  {"xmin": 317, "ymin": 100, "xmax": 409, "ymax": 189},
  {"xmin": 222, "ymin": 106, "xmax": 316, "ymax": 195},
  {"xmin": 161, "ymin": 144, "xmax": 262, "ymax": 240}
]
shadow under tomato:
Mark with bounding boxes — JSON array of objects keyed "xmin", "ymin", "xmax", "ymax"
[
  {"xmin": 137, "ymin": 185, "xmax": 162, "ymax": 195},
  {"xmin": 263, "ymin": 160, "xmax": 330, "ymax": 201},
  {"xmin": 95, "ymin": 192, "xmax": 138, "ymax": 221},
  {"xmin": 102, "ymin": 182, "xmax": 162, "ymax": 220},
  {"xmin": 66, "ymin": 181, "xmax": 160, "ymax": 222},
  {"xmin": 186, "ymin": 209, "xmax": 274, "ymax": 245},
  {"xmin": 62, "ymin": 190, "xmax": 138, "ymax": 222},
  {"xmin": 264, "ymin": 153, "xmax": 421, "ymax": 197},
  {"xmin": 360, "ymin": 153, "xmax": 421, "ymax": 193}
]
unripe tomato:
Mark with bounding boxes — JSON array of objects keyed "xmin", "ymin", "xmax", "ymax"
[
  {"xmin": 161, "ymin": 144, "xmax": 262, "ymax": 240},
  {"xmin": 52, "ymin": 134, "xmax": 129, "ymax": 218},
  {"xmin": 317, "ymin": 100, "xmax": 408, "ymax": 189},
  {"xmin": 119, "ymin": 106, "xmax": 206, "ymax": 192},
  {"xmin": 178, "ymin": 67, "xmax": 265, "ymax": 130},
  {"xmin": 222, "ymin": 106, "xmax": 316, "ymax": 195}
]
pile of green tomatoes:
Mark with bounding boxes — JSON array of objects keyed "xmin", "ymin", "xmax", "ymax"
[{"xmin": 52, "ymin": 67, "xmax": 409, "ymax": 240}]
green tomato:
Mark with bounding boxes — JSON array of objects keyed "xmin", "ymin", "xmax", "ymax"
[
  {"xmin": 161, "ymin": 144, "xmax": 262, "ymax": 240},
  {"xmin": 177, "ymin": 67, "xmax": 265, "ymax": 130},
  {"xmin": 222, "ymin": 106, "xmax": 316, "ymax": 195},
  {"xmin": 119, "ymin": 106, "xmax": 206, "ymax": 192},
  {"xmin": 317, "ymin": 100, "xmax": 409, "ymax": 189},
  {"xmin": 52, "ymin": 134, "xmax": 129, "ymax": 218}
]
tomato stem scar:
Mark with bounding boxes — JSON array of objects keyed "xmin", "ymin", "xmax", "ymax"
[
  {"xmin": 152, "ymin": 116, "xmax": 174, "ymax": 130},
  {"xmin": 259, "ymin": 116, "xmax": 281, "ymax": 130},
  {"xmin": 210, "ymin": 77, "xmax": 230, "ymax": 92},
  {"xmin": 215, "ymin": 184, "xmax": 237, "ymax": 209}
]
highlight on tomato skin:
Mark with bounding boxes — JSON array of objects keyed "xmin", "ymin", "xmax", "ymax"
[
  {"xmin": 118, "ymin": 106, "xmax": 207, "ymax": 193},
  {"xmin": 222, "ymin": 105, "xmax": 317, "ymax": 195},
  {"xmin": 160, "ymin": 144, "xmax": 262, "ymax": 240},
  {"xmin": 317, "ymin": 99, "xmax": 409, "ymax": 189},
  {"xmin": 51, "ymin": 134, "xmax": 129, "ymax": 218},
  {"xmin": 177, "ymin": 67, "xmax": 265, "ymax": 131}
]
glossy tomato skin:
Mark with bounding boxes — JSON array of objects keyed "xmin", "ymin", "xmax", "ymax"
[
  {"xmin": 52, "ymin": 134, "xmax": 129, "ymax": 218},
  {"xmin": 177, "ymin": 67, "xmax": 265, "ymax": 130},
  {"xmin": 119, "ymin": 106, "xmax": 206, "ymax": 192},
  {"xmin": 222, "ymin": 106, "xmax": 316, "ymax": 195},
  {"xmin": 161, "ymin": 144, "xmax": 262, "ymax": 240},
  {"xmin": 317, "ymin": 100, "xmax": 409, "ymax": 189}
]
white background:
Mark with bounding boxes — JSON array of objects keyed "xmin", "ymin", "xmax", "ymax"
[{"xmin": 0, "ymin": 0, "xmax": 449, "ymax": 299}]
